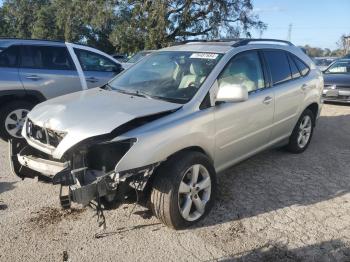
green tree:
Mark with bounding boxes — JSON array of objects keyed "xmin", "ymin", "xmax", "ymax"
[
  {"xmin": 0, "ymin": 0, "xmax": 266, "ymax": 54},
  {"xmin": 112, "ymin": 0, "xmax": 266, "ymax": 52}
]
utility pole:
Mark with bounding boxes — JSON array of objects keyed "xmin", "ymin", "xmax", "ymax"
[
  {"xmin": 287, "ymin": 23, "xmax": 292, "ymax": 42},
  {"xmin": 344, "ymin": 36, "xmax": 350, "ymax": 55}
]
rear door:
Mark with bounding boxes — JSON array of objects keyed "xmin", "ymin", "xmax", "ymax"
[
  {"xmin": 73, "ymin": 48, "xmax": 122, "ymax": 88},
  {"xmin": 0, "ymin": 45, "xmax": 23, "ymax": 91},
  {"xmin": 262, "ymin": 50, "xmax": 305, "ymax": 141},
  {"xmin": 19, "ymin": 45, "xmax": 82, "ymax": 99}
]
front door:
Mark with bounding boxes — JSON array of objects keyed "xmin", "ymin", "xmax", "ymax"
[
  {"xmin": 73, "ymin": 48, "xmax": 122, "ymax": 88},
  {"xmin": 213, "ymin": 50, "xmax": 275, "ymax": 171}
]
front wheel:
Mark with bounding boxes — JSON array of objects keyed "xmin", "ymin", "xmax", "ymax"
[
  {"xmin": 287, "ymin": 109, "xmax": 315, "ymax": 153},
  {"xmin": 150, "ymin": 151, "xmax": 216, "ymax": 229}
]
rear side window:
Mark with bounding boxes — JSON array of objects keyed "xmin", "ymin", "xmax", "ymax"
[
  {"xmin": 292, "ymin": 55, "xmax": 310, "ymax": 76},
  {"xmin": 20, "ymin": 46, "xmax": 74, "ymax": 70},
  {"xmin": 74, "ymin": 48, "xmax": 121, "ymax": 72},
  {"xmin": 0, "ymin": 45, "xmax": 19, "ymax": 68},
  {"xmin": 264, "ymin": 50, "xmax": 292, "ymax": 85},
  {"xmin": 287, "ymin": 54, "xmax": 301, "ymax": 79}
]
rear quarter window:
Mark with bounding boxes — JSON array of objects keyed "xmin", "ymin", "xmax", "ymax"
[
  {"xmin": 263, "ymin": 50, "xmax": 292, "ymax": 85},
  {"xmin": 292, "ymin": 55, "xmax": 310, "ymax": 76}
]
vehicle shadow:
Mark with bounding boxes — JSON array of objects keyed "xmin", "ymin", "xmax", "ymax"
[
  {"xmin": 216, "ymin": 239, "xmax": 350, "ymax": 262},
  {"xmin": 0, "ymin": 181, "xmax": 16, "ymax": 195},
  {"xmin": 194, "ymin": 112, "xmax": 350, "ymax": 228}
]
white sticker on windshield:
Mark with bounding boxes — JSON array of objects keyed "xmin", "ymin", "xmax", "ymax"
[{"xmin": 190, "ymin": 53, "xmax": 219, "ymax": 59}]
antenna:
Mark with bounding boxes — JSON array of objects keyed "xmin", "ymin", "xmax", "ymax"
[{"xmin": 287, "ymin": 24, "xmax": 292, "ymax": 42}]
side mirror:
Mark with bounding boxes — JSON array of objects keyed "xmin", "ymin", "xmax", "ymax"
[{"xmin": 216, "ymin": 83, "xmax": 248, "ymax": 103}]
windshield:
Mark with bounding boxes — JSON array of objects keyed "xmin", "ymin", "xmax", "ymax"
[
  {"xmin": 109, "ymin": 51, "xmax": 223, "ymax": 104},
  {"xmin": 127, "ymin": 51, "xmax": 152, "ymax": 63},
  {"xmin": 325, "ymin": 60, "xmax": 350, "ymax": 74}
]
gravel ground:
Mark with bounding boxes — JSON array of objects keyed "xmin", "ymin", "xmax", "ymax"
[{"xmin": 1, "ymin": 103, "xmax": 350, "ymax": 262}]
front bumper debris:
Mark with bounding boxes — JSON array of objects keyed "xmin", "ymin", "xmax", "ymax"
[{"xmin": 9, "ymin": 139, "xmax": 157, "ymax": 208}]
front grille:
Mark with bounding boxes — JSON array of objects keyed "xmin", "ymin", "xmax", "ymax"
[{"xmin": 26, "ymin": 119, "xmax": 65, "ymax": 147}]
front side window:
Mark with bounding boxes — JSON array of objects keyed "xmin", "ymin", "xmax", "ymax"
[
  {"xmin": 0, "ymin": 45, "xmax": 19, "ymax": 68},
  {"xmin": 20, "ymin": 46, "xmax": 74, "ymax": 70},
  {"xmin": 109, "ymin": 51, "xmax": 223, "ymax": 104},
  {"xmin": 325, "ymin": 60, "xmax": 350, "ymax": 74},
  {"xmin": 264, "ymin": 50, "xmax": 292, "ymax": 85},
  {"xmin": 74, "ymin": 49, "xmax": 120, "ymax": 72},
  {"xmin": 218, "ymin": 51, "xmax": 265, "ymax": 93}
]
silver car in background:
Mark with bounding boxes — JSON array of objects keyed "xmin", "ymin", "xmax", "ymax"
[
  {"xmin": 0, "ymin": 38, "xmax": 123, "ymax": 140},
  {"xmin": 10, "ymin": 39, "xmax": 323, "ymax": 229}
]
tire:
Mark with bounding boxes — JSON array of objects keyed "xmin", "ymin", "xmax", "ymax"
[
  {"xmin": 0, "ymin": 100, "xmax": 35, "ymax": 141},
  {"xmin": 150, "ymin": 151, "xmax": 216, "ymax": 229},
  {"xmin": 287, "ymin": 109, "xmax": 315, "ymax": 153}
]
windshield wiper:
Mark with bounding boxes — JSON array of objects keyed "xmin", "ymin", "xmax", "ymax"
[{"xmin": 114, "ymin": 89, "xmax": 152, "ymax": 99}]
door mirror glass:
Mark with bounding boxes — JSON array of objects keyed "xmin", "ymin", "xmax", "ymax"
[{"xmin": 216, "ymin": 83, "xmax": 248, "ymax": 103}]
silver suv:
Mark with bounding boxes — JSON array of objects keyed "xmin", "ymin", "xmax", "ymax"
[
  {"xmin": 10, "ymin": 39, "xmax": 323, "ymax": 229},
  {"xmin": 0, "ymin": 39, "xmax": 123, "ymax": 140}
]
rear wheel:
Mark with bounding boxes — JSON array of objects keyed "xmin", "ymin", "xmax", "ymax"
[
  {"xmin": 287, "ymin": 109, "xmax": 315, "ymax": 153},
  {"xmin": 150, "ymin": 151, "xmax": 216, "ymax": 229},
  {"xmin": 0, "ymin": 101, "xmax": 34, "ymax": 140}
]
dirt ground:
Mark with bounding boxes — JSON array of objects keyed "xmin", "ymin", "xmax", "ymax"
[{"xmin": 1, "ymin": 103, "xmax": 350, "ymax": 262}]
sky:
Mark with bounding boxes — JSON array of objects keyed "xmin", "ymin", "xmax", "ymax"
[
  {"xmin": 251, "ymin": 0, "xmax": 350, "ymax": 50},
  {"xmin": 0, "ymin": 0, "xmax": 348, "ymax": 50}
]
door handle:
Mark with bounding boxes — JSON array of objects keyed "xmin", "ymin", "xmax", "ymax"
[
  {"xmin": 301, "ymin": 84, "xmax": 307, "ymax": 90},
  {"xmin": 263, "ymin": 96, "xmax": 273, "ymax": 105},
  {"xmin": 25, "ymin": 75, "xmax": 41, "ymax": 81},
  {"xmin": 86, "ymin": 77, "xmax": 99, "ymax": 83}
]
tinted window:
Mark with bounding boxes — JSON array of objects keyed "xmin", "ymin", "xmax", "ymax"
[
  {"xmin": 293, "ymin": 56, "xmax": 310, "ymax": 76},
  {"xmin": 20, "ymin": 46, "xmax": 74, "ymax": 70},
  {"xmin": 287, "ymin": 54, "xmax": 301, "ymax": 79},
  {"xmin": 74, "ymin": 49, "xmax": 120, "ymax": 72},
  {"xmin": 0, "ymin": 45, "xmax": 19, "ymax": 68},
  {"xmin": 218, "ymin": 51, "xmax": 265, "ymax": 93},
  {"xmin": 264, "ymin": 50, "xmax": 292, "ymax": 85}
]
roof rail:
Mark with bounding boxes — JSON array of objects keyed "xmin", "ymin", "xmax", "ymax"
[
  {"xmin": 232, "ymin": 38, "xmax": 294, "ymax": 47},
  {"xmin": 171, "ymin": 38, "xmax": 243, "ymax": 46},
  {"xmin": 0, "ymin": 37, "xmax": 66, "ymax": 43}
]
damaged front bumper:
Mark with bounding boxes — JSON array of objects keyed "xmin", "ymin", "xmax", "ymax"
[{"xmin": 9, "ymin": 139, "xmax": 157, "ymax": 208}]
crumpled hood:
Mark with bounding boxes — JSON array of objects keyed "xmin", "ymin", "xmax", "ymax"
[{"xmin": 25, "ymin": 88, "xmax": 180, "ymax": 159}]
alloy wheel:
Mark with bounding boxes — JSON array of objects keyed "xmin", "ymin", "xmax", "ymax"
[
  {"xmin": 178, "ymin": 164, "xmax": 212, "ymax": 221},
  {"xmin": 297, "ymin": 115, "xmax": 312, "ymax": 148},
  {"xmin": 4, "ymin": 109, "xmax": 29, "ymax": 138}
]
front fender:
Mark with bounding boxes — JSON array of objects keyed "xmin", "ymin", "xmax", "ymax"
[{"xmin": 115, "ymin": 109, "xmax": 215, "ymax": 172}]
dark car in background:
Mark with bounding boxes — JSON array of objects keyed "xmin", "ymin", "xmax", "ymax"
[
  {"xmin": 322, "ymin": 59, "xmax": 350, "ymax": 103},
  {"xmin": 122, "ymin": 50, "xmax": 155, "ymax": 69},
  {"xmin": 313, "ymin": 57, "xmax": 337, "ymax": 71}
]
